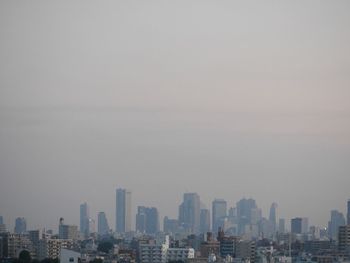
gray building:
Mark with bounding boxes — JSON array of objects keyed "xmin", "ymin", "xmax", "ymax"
[
  {"xmin": 347, "ymin": 199, "xmax": 350, "ymax": 225},
  {"xmin": 116, "ymin": 188, "xmax": 132, "ymax": 233},
  {"xmin": 80, "ymin": 202, "xmax": 89, "ymax": 237},
  {"xmin": 98, "ymin": 212, "xmax": 110, "ymax": 236},
  {"xmin": 269, "ymin": 202, "xmax": 278, "ymax": 234},
  {"xmin": 328, "ymin": 210, "xmax": 345, "ymax": 240},
  {"xmin": 136, "ymin": 206, "xmax": 159, "ymax": 234},
  {"xmin": 200, "ymin": 209, "xmax": 210, "ymax": 234},
  {"xmin": 178, "ymin": 193, "xmax": 201, "ymax": 234},
  {"xmin": 14, "ymin": 217, "xmax": 27, "ymax": 234},
  {"xmin": 212, "ymin": 199, "xmax": 227, "ymax": 233}
]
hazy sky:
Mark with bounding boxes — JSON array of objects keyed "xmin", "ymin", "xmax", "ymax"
[{"xmin": 1, "ymin": 1, "xmax": 350, "ymax": 232}]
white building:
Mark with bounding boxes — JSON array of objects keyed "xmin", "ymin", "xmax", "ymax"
[
  {"xmin": 140, "ymin": 236, "xmax": 195, "ymax": 263},
  {"xmin": 167, "ymin": 248, "xmax": 195, "ymax": 262},
  {"xmin": 60, "ymin": 248, "xmax": 81, "ymax": 263},
  {"xmin": 38, "ymin": 239, "xmax": 74, "ymax": 260}
]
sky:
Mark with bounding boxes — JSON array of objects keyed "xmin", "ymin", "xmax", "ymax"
[{"xmin": 0, "ymin": 1, "xmax": 350, "ymax": 232}]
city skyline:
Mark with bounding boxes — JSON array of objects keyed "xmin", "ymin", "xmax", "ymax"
[{"xmin": 1, "ymin": 1, "xmax": 350, "ymax": 234}]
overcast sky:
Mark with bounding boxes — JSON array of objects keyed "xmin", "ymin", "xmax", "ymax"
[{"xmin": 0, "ymin": 1, "xmax": 350, "ymax": 232}]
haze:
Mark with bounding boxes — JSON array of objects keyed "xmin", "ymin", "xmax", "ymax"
[{"xmin": 0, "ymin": 1, "xmax": 350, "ymax": 232}]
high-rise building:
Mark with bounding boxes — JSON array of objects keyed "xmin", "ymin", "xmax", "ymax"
[
  {"xmin": 98, "ymin": 212, "xmax": 110, "ymax": 236},
  {"xmin": 236, "ymin": 198, "xmax": 257, "ymax": 235},
  {"xmin": 0, "ymin": 216, "xmax": 3, "ymax": 225},
  {"xmin": 212, "ymin": 199, "xmax": 227, "ymax": 233},
  {"xmin": 338, "ymin": 225, "xmax": 350, "ymax": 255},
  {"xmin": 328, "ymin": 210, "xmax": 345, "ymax": 240},
  {"xmin": 163, "ymin": 217, "xmax": 179, "ymax": 234},
  {"xmin": 178, "ymin": 193, "xmax": 201, "ymax": 234},
  {"xmin": 14, "ymin": 217, "xmax": 26, "ymax": 234},
  {"xmin": 269, "ymin": 203, "xmax": 278, "ymax": 234},
  {"xmin": 278, "ymin": 218, "xmax": 285, "ymax": 234},
  {"xmin": 116, "ymin": 188, "xmax": 132, "ymax": 233},
  {"xmin": 291, "ymin": 218, "xmax": 302, "ymax": 234},
  {"xmin": 347, "ymin": 199, "xmax": 350, "ymax": 225},
  {"xmin": 59, "ymin": 218, "xmax": 78, "ymax": 240},
  {"xmin": 136, "ymin": 206, "xmax": 159, "ymax": 234},
  {"xmin": 200, "ymin": 209, "xmax": 210, "ymax": 234},
  {"xmin": 80, "ymin": 202, "xmax": 89, "ymax": 236}
]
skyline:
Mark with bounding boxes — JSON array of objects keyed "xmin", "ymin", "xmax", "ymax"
[
  {"xmin": 1, "ymin": 190, "xmax": 349, "ymax": 233},
  {"xmin": 1, "ymin": 1, "xmax": 350, "ymax": 234}
]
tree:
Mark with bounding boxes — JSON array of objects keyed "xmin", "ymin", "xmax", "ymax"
[
  {"xmin": 97, "ymin": 241, "xmax": 114, "ymax": 253},
  {"xmin": 19, "ymin": 250, "xmax": 31, "ymax": 263}
]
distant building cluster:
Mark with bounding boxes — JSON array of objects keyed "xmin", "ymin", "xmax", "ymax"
[{"xmin": 1, "ymin": 191, "xmax": 350, "ymax": 263}]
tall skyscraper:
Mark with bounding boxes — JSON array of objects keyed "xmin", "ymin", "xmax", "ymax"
[
  {"xmin": 80, "ymin": 202, "xmax": 89, "ymax": 236},
  {"xmin": 269, "ymin": 203, "xmax": 278, "ymax": 234},
  {"xmin": 200, "ymin": 209, "xmax": 211, "ymax": 234},
  {"xmin": 178, "ymin": 193, "xmax": 201, "ymax": 234},
  {"xmin": 14, "ymin": 217, "xmax": 27, "ymax": 234},
  {"xmin": 98, "ymin": 212, "xmax": 110, "ymax": 236},
  {"xmin": 0, "ymin": 216, "xmax": 3, "ymax": 225},
  {"xmin": 291, "ymin": 217, "xmax": 308, "ymax": 234},
  {"xmin": 212, "ymin": 199, "xmax": 227, "ymax": 233},
  {"xmin": 116, "ymin": 188, "xmax": 132, "ymax": 233},
  {"xmin": 278, "ymin": 218, "xmax": 285, "ymax": 234},
  {"xmin": 347, "ymin": 199, "xmax": 350, "ymax": 225},
  {"xmin": 328, "ymin": 210, "xmax": 345, "ymax": 240},
  {"xmin": 236, "ymin": 198, "xmax": 257, "ymax": 235},
  {"xmin": 136, "ymin": 206, "xmax": 159, "ymax": 234}
]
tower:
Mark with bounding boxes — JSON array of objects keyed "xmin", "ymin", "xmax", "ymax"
[
  {"xmin": 116, "ymin": 188, "xmax": 132, "ymax": 233},
  {"xmin": 178, "ymin": 193, "xmax": 200, "ymax": 234},
  {"xmin": 269, "ymin": 202, "xmax": 278, "ymax": 234},
  {"xmin": 80, "ymin": 202, "xmax": 89, "ymax": 236},
  {"xmin": 212, "ymin": 199, "xmax": 227, "ymax": 233}
]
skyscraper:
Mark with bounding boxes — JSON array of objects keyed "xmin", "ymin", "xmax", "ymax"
[
  {"xmin": 347, "ymin": 199, "xmax": 350, "ymax": 225},
  {"xmin": 212, "ymin": 199, "xmax": 227, "ymax": 233},
  {"xmin": 0, "ymin": 216, "xmax": 3, "ymax": 225},
  {"xmin": 236, "ymin": 198, "xmax": 257, "ymax": 235},
  {"xmin": 14, "ymin": 217, "xmax": 26, "ymax": 234},
  {"xmin": 278, "ymin": 218, "xmax": 285, "ymax": 234},
  {"xmin": 328, "ymin": 210, "xmax": 345, "ymax": 240},
  {"xmin": 116, "ymin": 188, "xmax": 132, "ymax": 233},
  {"xmin": 98, "ymin": 212, "xmax": 110, "ymax": 236},
  {"xmin": 80, "ymin": 202, "xmax": 89, "ymax": 236},
  {"xmin": 200, "ymin": 209, "xmax": 211, "ymax": 234},
  {"xmin": 136, "ymin": 206, "xmax": 159, "ymax": 234},
  {"xmin": 178, "ymin": 193, "xmax": 200, "ymax": 234},
  {"xmin": 291, "ymin": 217, "xmax": 308, "ymax": 234},
  {"xmin": 269, "ymin": 203, "xmax": 278, "ymax": 234}
]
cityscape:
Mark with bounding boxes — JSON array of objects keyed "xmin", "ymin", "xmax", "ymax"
[
  {"xmin": 0, "ymin": 190, "xmax": 350, "ymax": 263},
  {"xmin": 1, "ymin": 1, "xmax": 350, "ymax": 263}
]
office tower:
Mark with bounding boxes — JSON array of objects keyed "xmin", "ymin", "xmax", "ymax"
[
  {"xmin": 347, "ymin": 199, "xmax": 350, "ymax": 225},
  {"xmin": 59, "ymin": 218, "xmax": 78, "ymax": 240},
  {"xmin": 279, "ymin": 218, "xmax": 285, "ymax": 233},
  {"xmin": 98, "ymin": 212, "xmax": 110, "ymax": 236},
  {"xmin": 0, "ymin": 216, "xmax": 3, "ymax": 225},
  {"xmin": 236, "ymin": 198, "xmax": 257, "ymax": 235},
  {"xmin": 163, "ymin": 217, "xmax": 179, "ymax": 234},
  {"xmin": 116, "ymin": 188, "xmax": 132, "ymax": 233},
  {"xmin": 338, "ymin": 225, "xmax": 350, "ymax": 255},
  {"xmin": 212, "ymin": 199, "xmax": 227, "ymax": 233},
  {"xmin": 200, "ymin": 209, "xmax": 210, "ymax": 234},
  {"xmin": 80, "ymin": 202, "xmax": 89, "ymax": 236},
  {"xmin": 178, "ymin": 193, "xmax": 201, "ymax": 234},
  {"xmin": 328, "ymin": 210, "xmax": 346, "ymax": 240},
  {"xmin": 302, "ymin": 217, "xmax": 309, "ymax": 234},
  {"xmin": 136, "ymin": 206, "xmax": 159, "ymax": 234},
  {"xmin": 14, "ymin": 217, "xmax": 26, "ymax": 234},
  {"xmin": 269, "ymin": 203, "xmax": 278, "ymax": 233},
  {"xmin": 291, "ymin": 218, "xmax": 302, "ymax": 234}
]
